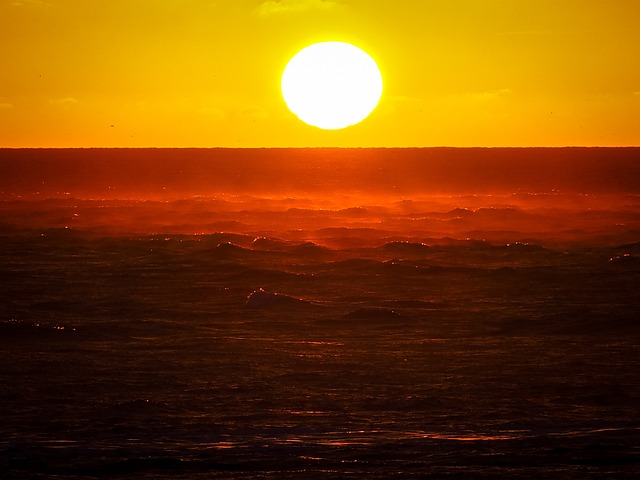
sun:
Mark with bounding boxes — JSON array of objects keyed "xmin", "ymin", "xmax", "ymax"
[{"xmin": 281, "ymin": 42, "xmax": 383, "ymax": 130}]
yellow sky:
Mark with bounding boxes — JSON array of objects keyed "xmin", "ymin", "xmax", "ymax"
[{"xmin": 1, "ymin": 0, "xmax": 639, "ymax": 147}]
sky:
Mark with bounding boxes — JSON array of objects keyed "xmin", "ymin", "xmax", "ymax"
[{"xmin": 1, "ymin": 0, "xmax": 639, "ymax": 148}]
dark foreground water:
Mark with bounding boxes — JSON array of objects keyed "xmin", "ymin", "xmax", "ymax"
[{"xmin": 1, "ymin": 149, "xmax": 640, "ymax": 478}]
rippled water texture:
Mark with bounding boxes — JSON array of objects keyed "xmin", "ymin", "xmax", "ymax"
[{"xmin": 1, "ymin": 148, "xmax": 639, "ymax": 478}]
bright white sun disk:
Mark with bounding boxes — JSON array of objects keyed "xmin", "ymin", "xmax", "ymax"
[{"xmin": 281, "ymin": 42, "xmax": 383, "ymax": 130}]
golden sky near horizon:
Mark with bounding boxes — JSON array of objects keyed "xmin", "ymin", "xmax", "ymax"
[{"xmin": 1, "ymin": 0, "xmax": 639, "ymax": 147}]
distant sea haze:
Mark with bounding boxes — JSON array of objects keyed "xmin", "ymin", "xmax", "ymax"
[{"xmin": 1, "ymin": 147, "xmax": 639, "ymax": 198}]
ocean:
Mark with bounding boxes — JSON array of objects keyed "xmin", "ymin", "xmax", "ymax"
[{"xmin": 1, "ymin": 148, "xmax": 639, "ymax": 478}]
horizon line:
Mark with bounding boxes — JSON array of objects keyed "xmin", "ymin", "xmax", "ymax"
[{"xmin": 2, "ymin": 145, "xmax": 640, "ymax": 150}]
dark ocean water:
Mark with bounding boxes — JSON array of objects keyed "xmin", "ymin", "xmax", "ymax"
[{"xmin": 1, "ymin": 148, "xmax": 640, "ymax": 478}]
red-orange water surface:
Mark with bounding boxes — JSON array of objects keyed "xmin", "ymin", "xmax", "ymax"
[{"xmin": 1, "ymin": 148, "xmax": 639, "ymax": 478}]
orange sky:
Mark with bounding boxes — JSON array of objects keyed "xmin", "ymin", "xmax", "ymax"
[{"xmin": 1, "ymin": 0, "xmax": 639, "ymax": 147}]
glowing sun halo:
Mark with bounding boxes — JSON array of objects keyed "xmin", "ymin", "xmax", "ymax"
[{"xmin": 281, "ymin": 42, "xmax": 383, "ymax": 130}]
